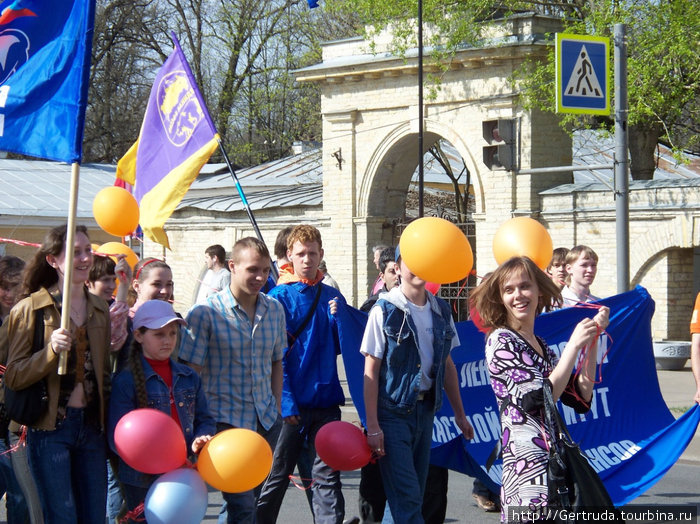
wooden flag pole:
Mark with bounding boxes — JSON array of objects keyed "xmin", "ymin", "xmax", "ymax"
[{"xmin": 58, "ymin": 162, "xmax": 81, "ymax": 375}]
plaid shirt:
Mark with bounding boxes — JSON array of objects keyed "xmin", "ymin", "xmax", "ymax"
[{"xmin": 179, "ymin": 287, "xmax": 285, "ymax": 430}]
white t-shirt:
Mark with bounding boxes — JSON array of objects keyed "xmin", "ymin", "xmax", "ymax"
[
  {"xmin": 360, "ymin": 295, "xmax": 459, "ymax": 391},
  {"xmin": 560, "ymin": 285, "xmax": 600, "ymax": 308},
  {"xmin": 196, "ymin": 267, "xmax": 231, "ymax": 304}
]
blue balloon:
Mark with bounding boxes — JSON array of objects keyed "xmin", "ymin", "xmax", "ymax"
[{"xmin": 144, "ymin": 468, "xmax": 208, "ymax": 524}]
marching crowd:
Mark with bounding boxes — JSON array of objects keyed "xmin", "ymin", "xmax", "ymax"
[{"xmin": 0, "ymin": 222, "xmax": 695, "ymax": 524}]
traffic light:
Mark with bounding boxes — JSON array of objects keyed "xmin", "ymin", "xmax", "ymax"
[{"xmin": 482, "ymin": 119, "xmax": 515, "ymax": 170}]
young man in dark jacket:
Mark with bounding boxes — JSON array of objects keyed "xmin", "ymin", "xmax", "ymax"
[{"xmin": 257, "ymin": 225, "xmax": 346, "ymax": 524}]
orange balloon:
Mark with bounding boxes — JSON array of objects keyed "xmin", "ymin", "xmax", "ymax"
[
  {"xmin": 492, "ymin": 217, "xmax": 553, "ymax": 269},
  {"xmin": 93, "ymin": 186, "xmax": 139, "ymax": 237},
  {"xmin": 97, "ymin": 242, "xmax": 139, "ymax": 271},
  {"xmin": 197, "ymin": 428, "xmax": 272, "ymax": 493},
  {"xmin": 398, "ymin": 217, "xmax": 473, "ymax": 284}
]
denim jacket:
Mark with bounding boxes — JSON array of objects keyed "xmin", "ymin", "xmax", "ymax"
[
  {"xmin": 376, "ymin": 288, "xmax": 455, "ymax": 415},
  {"xmin": 108, "ymin": 356, "xmax": 215, "ymax": 488}
]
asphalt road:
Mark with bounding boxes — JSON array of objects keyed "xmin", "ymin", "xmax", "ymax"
[
  {"xmin": 0, "ymin": 452, "xmax": 696, "ymax": 523},
  {"xmin": 194, "ymin": 460, "xmax": 699, "ymax": 523}
]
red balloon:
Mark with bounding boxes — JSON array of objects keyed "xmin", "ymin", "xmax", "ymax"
[
  {"xmin": 315, "ymin": 421, "xmax": 371, "ymax": 471},
  {"xmin": 114, "ymin": 408, "xmax": 187, "ymax": 474},
  {"xmin": 425, "ymin": 282, "xmax": 441, "ymax": 295}
]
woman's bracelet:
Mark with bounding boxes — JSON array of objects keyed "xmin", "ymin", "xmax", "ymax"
[{"xmin": 367, "ymin": 430, "xmax": 383, "ymax": 437}]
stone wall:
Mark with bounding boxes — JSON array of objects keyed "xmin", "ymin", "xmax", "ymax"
[
  {"xmin": 137, "ymin": 14, "xmax": 700, "ymax": 346},
  {"xmin": 540, "ymin": 180, "xmax": 700, "ymax": 341},
  {"xmin": 144, "ymin": 207, "xmax": 328, "ymax": 312}
]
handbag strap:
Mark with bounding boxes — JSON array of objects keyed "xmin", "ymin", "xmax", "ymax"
[
  {"xmin": 288, "ymin": 283, "xmax": 323, "ymax": 345},
  {"xmin": 542, "ymin": 379, "xmax": 574, "ymax": 444},
  {"xmin": 485, "ymin": 399, "xmax": 509, "ymax": 471}
]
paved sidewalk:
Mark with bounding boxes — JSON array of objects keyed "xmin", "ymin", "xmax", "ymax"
[{"xmin": 656, "ymin": 362, "xmax": 700, "ymax": 463}]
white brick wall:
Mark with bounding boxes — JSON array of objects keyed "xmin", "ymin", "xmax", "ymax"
[{"xmin": 138, "ymin": 15, "xmax": 700, "ymax": 345}]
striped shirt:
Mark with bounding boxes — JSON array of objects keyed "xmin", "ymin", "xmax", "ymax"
[{"xmin": 179, "ymin": 287, "xmax": 285, "ymax": 430}]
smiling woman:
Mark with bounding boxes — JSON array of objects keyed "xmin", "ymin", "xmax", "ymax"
[
  {"xmin": 469, "ymin": 256, "xmax": 609, "ymax": 521},
  {"xmin": 4, "ymin": 224, "xmax": 112, "ymax": 523}
]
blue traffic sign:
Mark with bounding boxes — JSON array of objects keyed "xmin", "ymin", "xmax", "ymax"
[{"xmin": 556, "ymin": 33, "xmax": 610, "ymax": 115}]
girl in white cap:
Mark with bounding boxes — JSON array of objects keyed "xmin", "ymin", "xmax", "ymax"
[{"xmin": 108, "ymin": 299, "xmax": 215, "ymax": 521}]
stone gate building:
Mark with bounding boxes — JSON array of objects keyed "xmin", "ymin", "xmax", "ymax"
[{"xmin": 155, "ymin": 14, "xmax": 700, "ymax": 342}]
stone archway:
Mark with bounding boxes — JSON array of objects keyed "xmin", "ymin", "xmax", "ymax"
[{"xmin": 296, "ymin": 15, "xmax": 572, "ymax": 306}]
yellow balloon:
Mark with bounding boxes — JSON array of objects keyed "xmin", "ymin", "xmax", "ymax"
[
  {"xmin": 398, "ymin": 217, "xmax": 473, "ymax": 284},
  {"xmin": 93, "ymin": 186, "xmax": 139, "ymax": 237},
  {"xmin": 492, "ymin": 217, "xmax": 553, "ymax": 269},
  {"xmin": 97, "ymin": 242, "xmax": 139, "ymax": 271},
  {"xmin": 197, "ymin": 428, "xmax": 272, "ymax": 493}
]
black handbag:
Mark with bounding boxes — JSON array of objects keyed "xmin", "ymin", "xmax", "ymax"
[
  {"xmin": 542, "ymin": 380, "xmax": 624, "ymax": 521},
  {"xmin": 4, "ymin": 309, "xmax": 49, "ymax": 426}
]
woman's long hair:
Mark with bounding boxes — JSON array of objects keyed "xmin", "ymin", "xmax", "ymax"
[
  {"xmin": 22, "ymin": 224, "xmax": 89, "ymax": 297},
  {"xmin": 128, "ymin": 329, "xmax": 149, "ymax": 409},
  {"xmin": 469, "ymin": 256, "xmax": 562, "ymax": 334}
]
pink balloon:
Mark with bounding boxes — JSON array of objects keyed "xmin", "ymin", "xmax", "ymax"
[
  {"xmin": 425, "ymin": 282, "xmax": 441, "ymax": 295},
  {"xmin": 315, "ymin": 421, "xmax": 371, "ymax": 471},
  {"xmin": 114, "ymin": 408, "xmax": 187, "ymax": 474}
]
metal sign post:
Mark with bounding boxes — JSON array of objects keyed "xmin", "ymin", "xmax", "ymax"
[
  {"xmin": 555, "ymin": 30, "xmax": 628, "ymax": 292},
  {"xmin": 614, "ymin": 24, "xmax": 630, "ymax": 293}
]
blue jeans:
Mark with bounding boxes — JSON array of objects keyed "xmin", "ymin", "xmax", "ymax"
[
  {"xmin": 0, "ymin": 431, "xmax": 29, "ymax": 524},
  {"xmin": 257, "ymin": 406, "xmax": 344, "ymax": 524},
  {"xmin": 28, "ymin": 407, "xmax": 107, "ymax": 524},
  {"xmin": 106, "ymin": 459, "xmax": 124, "ymax": 519},
  {"xmin": 377, "ymin": 398, "xmax": 435, "ymax": 524},
  {"xmin": 8, "ymin": 430, "xmax": 43, "ymax": 524},
  {"xmin": 217, "ymin": 416, "xmax": 282, "ymax": 524}
]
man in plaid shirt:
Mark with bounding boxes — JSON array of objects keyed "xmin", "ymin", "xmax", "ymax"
[{"xmin": 180, "ymin": 237, "xmax": 285, "ymax": 524}]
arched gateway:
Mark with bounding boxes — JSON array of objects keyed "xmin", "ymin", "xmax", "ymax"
[
  {"xmin": 295, "ymin": 15, "xmax": 573, "ymax": 306},
  {"xmin": 292, "ymin": 14, "xmax": 700, "ymax": 341},
  {"xmin": 158, "ymin": 13, "xmax": 699, "ymax": 342}
]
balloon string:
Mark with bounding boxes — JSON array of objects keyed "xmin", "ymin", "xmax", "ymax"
[
  {"xmin": 288, "ymin": 474, "xmax": 316, "ymax": 491},
  {"xmin": 448, "ymin": 270, "xmax": 476, "ymax": 315},
  {"xmin": 120, "ymin": 503, "xmax": 146, "ymax": 523},
  {"xmin": 565, "ymin": 301, "xmax": 614, "ymax": 405},
  {"xmin": 0, "ymin": 427, "xmax": 28, "ymax": 458}
]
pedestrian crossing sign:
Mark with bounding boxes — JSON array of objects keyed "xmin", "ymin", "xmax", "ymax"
[{"xmin": 556, "ymin": 33, "xmax": 610, "ymax": 115}]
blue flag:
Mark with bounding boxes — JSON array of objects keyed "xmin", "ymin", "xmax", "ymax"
[{"xmin": 0, "ymin": 0, "xmax": 95, "ymax": 163}]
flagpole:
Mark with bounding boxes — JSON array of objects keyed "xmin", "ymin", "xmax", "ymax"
[
  {"xmin": 217, "ymin": 140, "xmax": 279, "ymax": 281},
  {"xmin": 58, "ymin": 162, "xmax": 80, "ymax": 375}
]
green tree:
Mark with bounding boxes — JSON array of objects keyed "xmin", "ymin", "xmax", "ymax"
[
  {"xmin": 327, "ymin": 0, "xmax": 700, "ymax": 179},
  {"xmin": 85, "ymin": 0, "xmax": 357, "ymax": 165}
]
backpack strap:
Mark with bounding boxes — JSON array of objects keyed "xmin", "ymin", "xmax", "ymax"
[{"xmin": 287, "ymin": 283, "xmax": 323, "ymax": 346}]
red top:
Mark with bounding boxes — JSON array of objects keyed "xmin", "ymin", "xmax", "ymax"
[{"xmin": 145, "ymin": 357, "xmax": 181, "ymax": 427}]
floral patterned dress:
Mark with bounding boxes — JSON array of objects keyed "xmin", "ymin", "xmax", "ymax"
[{"xmin": 485, "ymin": 328, "xmax": 557, "ymax": 522}]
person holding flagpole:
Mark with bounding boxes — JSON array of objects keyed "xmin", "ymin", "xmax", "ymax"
[{"xmin": 4, "ymin": 225, "xmax": 112, "ymax": 523}]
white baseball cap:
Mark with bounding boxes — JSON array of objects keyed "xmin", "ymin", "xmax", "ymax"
[{"xmin": 132, "ymin": 300, "xmax": 186, "ymax": 330}]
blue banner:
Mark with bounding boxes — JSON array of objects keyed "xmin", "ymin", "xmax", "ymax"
[
  {"xmin": 338, "ymin": 285, "xmax": 700, "ymax": 506},
  {"xmin": 0, "ymin": 0, "xmax": 95, "ymax": 163}
]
